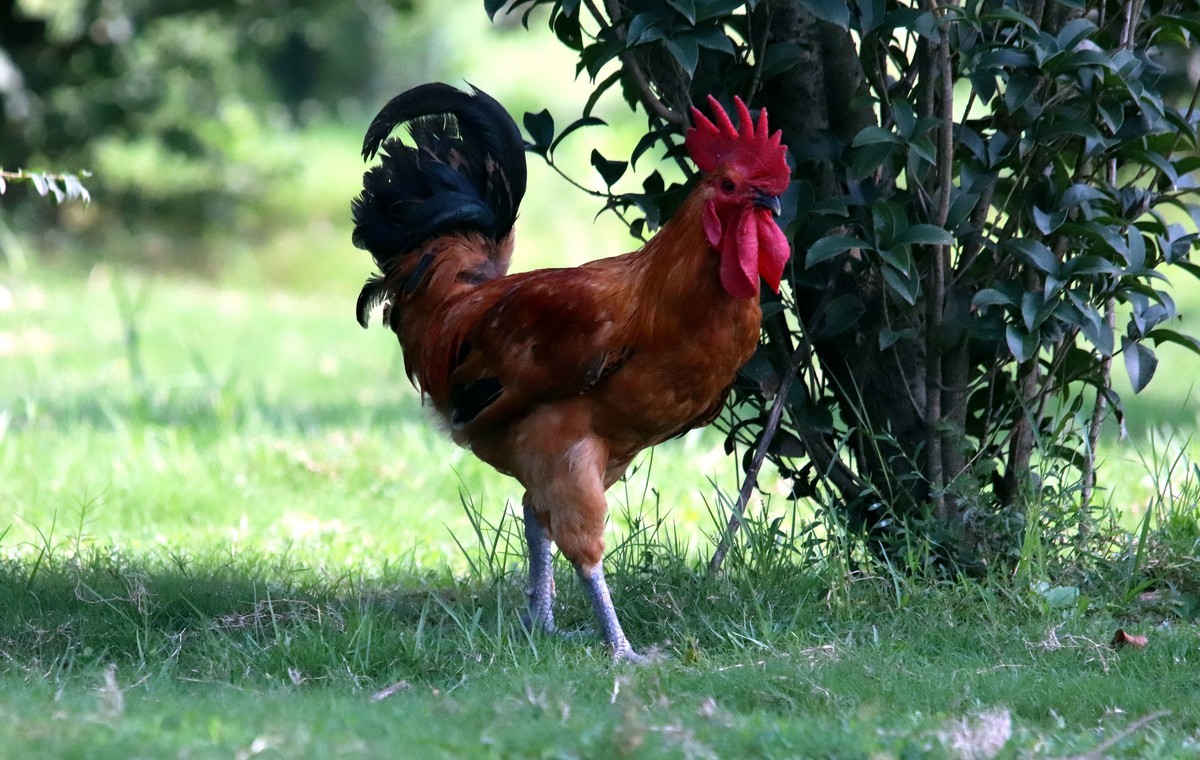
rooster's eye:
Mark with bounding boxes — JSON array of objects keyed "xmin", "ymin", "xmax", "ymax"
[{"xmin": 720, "ymin": 179, "xmax": 736, "ymax": 194}]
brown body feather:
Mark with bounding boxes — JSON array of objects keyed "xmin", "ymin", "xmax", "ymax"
[
  {"xmin": 354, "ymin": 84, "xmax": 790, "ymax": 659},
  {"xmin": 391, "ymin": 186, "xmax": 759, "ymax": 566}
]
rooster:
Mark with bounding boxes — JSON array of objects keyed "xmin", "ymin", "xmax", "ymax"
[{"xmin": 352, "ymin": 83, "xmax": 790, "ymax": 661}]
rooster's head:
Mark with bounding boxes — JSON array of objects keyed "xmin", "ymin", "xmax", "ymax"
[{"xmin": 685, "ymin": 95, "xmax": 791, "ymax": 299}]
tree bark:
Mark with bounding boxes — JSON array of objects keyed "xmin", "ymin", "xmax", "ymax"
[{"xmin": 754, "ymin": 1, "xmax": 933, "ymax": 535}]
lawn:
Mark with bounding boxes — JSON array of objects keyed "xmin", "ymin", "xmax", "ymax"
[{"xmin": 2, "ymin": 250, "xmax": 1199, "ymax": 757}]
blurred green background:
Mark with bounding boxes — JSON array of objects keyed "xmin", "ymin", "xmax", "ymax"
[
  {"xmin": 0, "ymin": 0, "xmax": 645, "ymax": 284},
  {"xmin": 0, "ymin": 0, "xmax": 735, "ymax": 565},
  {"xmin": 1, "ymin": 0, "xmax": 1198, "ymax": 565}
]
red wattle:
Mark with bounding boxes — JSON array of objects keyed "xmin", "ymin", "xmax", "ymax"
[
  {"xmin": 755, "ymin": 209, "xmax": 791, "ymax": 293},
  {"xmin": 713, "ymin": 205, "xmax": 793, "ymax": 299},
  {"xmin": 718, "ymin": 209, "xmax": 759, "ymax": 298}
]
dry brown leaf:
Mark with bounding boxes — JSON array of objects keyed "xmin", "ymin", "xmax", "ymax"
[{"xmin": 1110, "ymin": 629, "xmax": 1149, "ymax": 649}]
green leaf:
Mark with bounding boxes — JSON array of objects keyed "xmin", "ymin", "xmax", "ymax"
[
  {"xmin": 1032, "ymin": 206, "xmax": 1066, "ymax": 235},
  {"xmin": 892, "ymin": 99, "xmax": 916, "ymax": 139},
  {"xmin": 877, "ymin": 245, "xmax": 914, "ymax": 276},
  {"xmin": 968, "ymin": 71, "xmax": 999, "ymax": 103},
  {"xmin": 1020, "ymin": 291, "xmax": 1046, "ymax": 331},
  {"xmin": 881, "ymin": 265, "xmax": 919, "ymax": 305},
  {"xmin": 695, "ymin": 0, "xmax": 744, "ymax": 22},
  {"xmin": 871, "ymin": 199, "xmax": 905, "ymax": 248},
  {"xmin": 1006, "ymin": 238, "xmax": 1059, "ymax": 275},
  {"xmin": 484, "ymin": 0, "xmax": 510, "ymax": 20},
  {"xmin": 664, "ymin": 36, "xmax": 700, "ymax": 76},
  {"xmin": 858, "ymin": 0, "xmax": 886, "ymax": 32},
  {"xmin": 892, "ymin": 224, "xmax": 953, "ymax": 247},
  {"xmin": 1146, "ymin": 328, "xmax": 1200, "ymax": 357},
  {"xmin": 1055, "ymin": 17, "xmax": 1097, "ymax": 50},
  {"xmin": 849, "ymin": 143, "xmax": 896, "ymax": 179},
  {"xmin": 1006, "ymin": 324, "xmax": 1039, "ymax": 363},
  {"xmin": 1034, "ymin": 582, "xmax": 1081, "ymax": 609},
  {"xmin": 1061, "ymin": 255, "xmax": 1121, "ymax": 278},
  {"xmin": 976, "ymin": 48, "xmax": 1035, "ymax": 71},
  {"xmin": 946, "ymin": 192, "xmax": 979, "ymax": 231},
  {"xmin": 1122, "ymin": 336, "xmax": 1158, "ymax": 393},
  {"xmin": 805, "ymin": 235, "xmax": 870, "ymax": 267},
  {"xmin": 552, "ymin": 4, "xmax": 584, "ymax": 50},
  {"xmin": 852, "ymin": 126, "xmax": 903, "ymax": 147},
  {"xmin": 665, "ymin": 0, "xmax": 697, "ymax": 24},
  {"xmin": 1060, "ymin": 182, "xmax": 1104, "ymax": 206},
  {"xmin": 981, "ymin": 6, "xmax": 1038, "ymax": 31},
  {"xmin": 1079, "ymin": 309, "xmax": 1114, "ymax": 356},
  {"xmin": 760, "ymin": 42, "xmax": 804, "ymax": 79},
  {"xmin": 630, "ymin": 126, "xmax": 671, "ymax": 168},
  {"xmin": 590, "ymin": 149, "xmax": 628, "ymax": 188},
  {"xmin": 692, "ymin": 25, "xmax": 734, "ymax": 54},
  {"xmin": 582, "ymin": 69, "xmax": 621, "ymax": 118},
  {"xmin": 626, "ymin": 13, "xmax": 666, "ymax": 47},
  {"xmin": 1125, "ymin": 227, "xmax": 1146, "ymax": 270},
  {"xmin": 813, "ymin": 294, "xmax": 865, "ymax": 339},
  {"xmin": 1163, "ymin": 231, "xmax": 1199, "ymax": 265},
  {"xmin": 1003, "ymin": 71, "xmax": 1038, "ymax": 114},
  {"xmin": 879, "ymin": 326, "xmax": 917, "ymax": 350},
  {"xmin": 548, "ymin": 116, "xmax": 606, "ymax": 155},
  {"xmin": 579, "ymin": 36, "xmax": 624, "ymax": 78},
  {"xmin": 523, "ymin": 109, "xmax": 555, "ymax": 153},
  {"xmin": 797, "ymin": 0, "xmax": 850, "ymax": 29},
  {"xmin": 972, "ymin": 288, "xmax": 1016, "ymax": 311},
  {"xmin": 907, "ymin": 135, "xmax": 937, "ymax": 168}
]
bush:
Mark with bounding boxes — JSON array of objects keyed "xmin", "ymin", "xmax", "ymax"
[{"xmin": 491, "ymin": 0, "xmax": 1200, "ymax": 571}]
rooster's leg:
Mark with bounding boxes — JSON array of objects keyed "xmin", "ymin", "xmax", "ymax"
[
  {"xmin": 575, "ymin": 562, "xmax": 649, "ymax": 664},
  {"xmin": 521, "ymin": 496, "xmax": 556, "ymax": 633}
]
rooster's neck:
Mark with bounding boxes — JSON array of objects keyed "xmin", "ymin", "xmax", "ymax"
[
  {"xmin": 635, "ymin": 190, "xmax": 722, "ymax": 298},
  {"xmin": 626, "ymin": 188, "xmax": 759, "ymax": 339}
]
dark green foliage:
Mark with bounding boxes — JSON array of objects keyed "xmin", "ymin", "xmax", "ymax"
[
  {"xmin": 0, "ymin": 0, "xmax": 414, "ymax": 264},
  {"xmin": 490, "ymin": 0, "xmax": 1200, "ymax": 569}
]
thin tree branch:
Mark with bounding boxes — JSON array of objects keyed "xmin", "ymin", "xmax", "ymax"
[
  {"xmin": 1081, "ymin": 297, "xmax": 1116, "ymax": 510},
  {"xmin": 707, "ymin": 341, "xmax": 807, "ymax": 576},
  {"xmin": 604, "ymin": 0, "xmax": 686, "ymax": 126},
  {"xmin": 919, "ymin": 0, "xmax": 956, "ymax": 517}
]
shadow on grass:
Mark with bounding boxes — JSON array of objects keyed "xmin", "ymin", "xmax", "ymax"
[
  {"xmin": 0, "ymin": 539, "xmax": 834, "ymax": 689},
  {"xmin": 0, "ymin": 546, "xmax": 490, "ymax": 687}
]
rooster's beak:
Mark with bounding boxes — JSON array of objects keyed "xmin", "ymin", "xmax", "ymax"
[{"xmin": 753, "ymin": 192, "xmax": 782, "ymax": 216}]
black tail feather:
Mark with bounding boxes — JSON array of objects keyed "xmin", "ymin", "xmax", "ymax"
[
  {"xmin": 352, "ymin": 83, "xmax": 527, "ymax": 302},
  {"xmin": 356, "ymin": 275, "xmax": 389, "ymax": 329}
]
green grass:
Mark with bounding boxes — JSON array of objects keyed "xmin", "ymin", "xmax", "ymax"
[
  {"xmin": 1, "ymin": 544, "xmax": 1198, "ymax": 758},
  {"xmin": 2, "ymin": 265, "xmax": 1199, "ymax": 758}
]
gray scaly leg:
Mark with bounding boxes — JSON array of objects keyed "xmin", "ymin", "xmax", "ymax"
[
  {"xmin": 575, "ymin": 562, "xmax": 650, "ymax": 663},
  {"xmin": 522, "ymin": 499, "xmax": 556, "ymax": 633}
]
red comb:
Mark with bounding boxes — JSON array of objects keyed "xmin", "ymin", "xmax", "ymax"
[{"xmin": 685, "ymin": 95, "xmax": 789, "ymax": 194}]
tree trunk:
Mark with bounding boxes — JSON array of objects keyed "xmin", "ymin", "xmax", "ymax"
[{"xmin": 753, "ymin": 1, "xmax": 934, "ymax": 538}]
